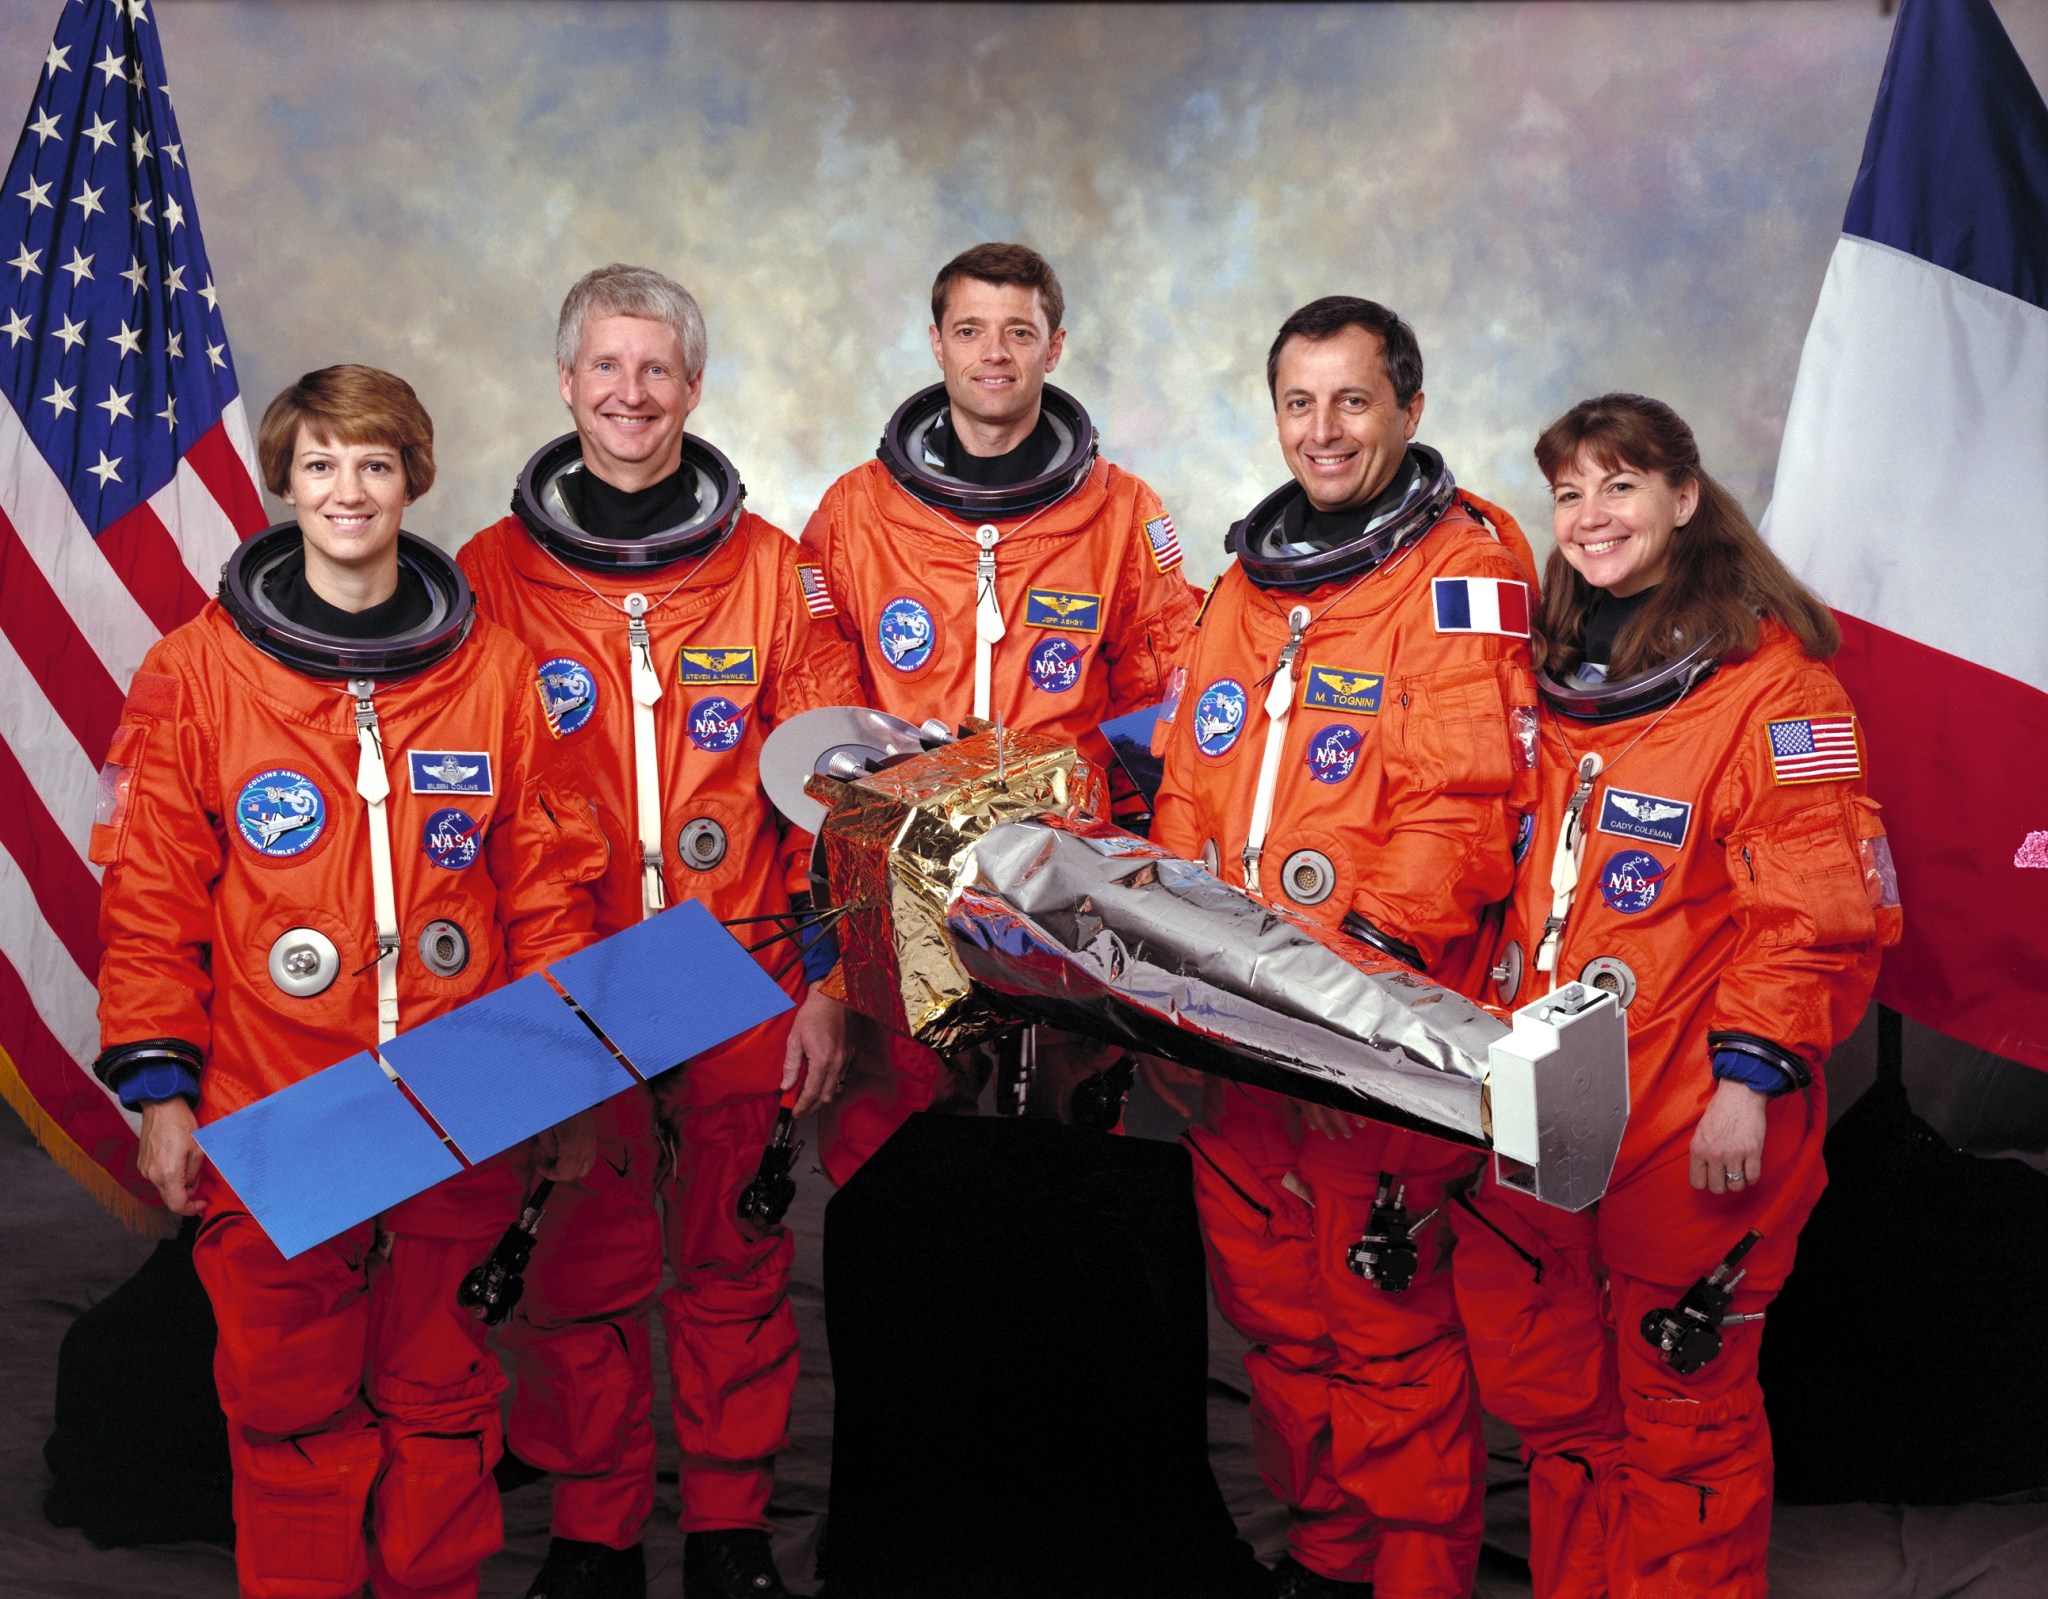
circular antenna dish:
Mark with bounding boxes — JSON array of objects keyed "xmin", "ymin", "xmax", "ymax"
[{"xmin": 760, "ymin": 705, "xmax": 935, "ymax": 835}]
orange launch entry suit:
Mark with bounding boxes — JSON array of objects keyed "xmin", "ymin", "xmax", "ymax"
[
  {"xmin": 800, "ymin": 453, "xmax": 1201, "ymax": 1179},
  {"xmin": 93, "ymin": 601, "xmax": 605, "ymax": 1599},
  {"xmin": 1447, "ymin": 623, "xmax": 1899, "ymax": 1599},
  {"xmin": 1151, "ymin": 488, "xmax": 1539, "ymax": 1599},
  {"xmin": 461, "ymin": 505, "xmax": 863, "ymax": 1542}
]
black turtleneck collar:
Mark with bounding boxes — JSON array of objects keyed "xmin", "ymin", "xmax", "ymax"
[
  {"xmin": 1275, "ymin": 448, "xmax": 1423, "ymax": 554},
  {"xmin": 268, "ymin": 547, "xmax": 432, "ymax": 639},
  {"xmin": 930, "ymin": 408, "xmax": 1061, "ymax": 488},
  {"xmin": 1582, "ymin": 585, "xmax": 1659, "ymax": 667},
  {"xmin": 558, "ymin": 460, "xmax": 701, "ymax": 540}
]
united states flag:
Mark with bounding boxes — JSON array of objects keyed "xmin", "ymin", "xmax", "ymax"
[
  {"xmin": 1, "ymin": 0, "xmax": 265, "ymax": 1227},
  {"xmin": 1144, "ymin": 513, "xmax": 1181, "ymax": 573},
  {"xmin": 1766, "ymin": 715, "xmax": 1863, "ymax": 786}
]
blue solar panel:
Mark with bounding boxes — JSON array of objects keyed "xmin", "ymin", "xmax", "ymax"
[
  {"xmin": 379, "ymin": 974, "xmax": 637, "ymax": 1164},
  {"xmin": 195, "ymin": 1052, "xmax": 462, "ymax": 1261},
  {"xmin": 549, "ymin": 898, "xmax": 794, "ymax": 1078}
]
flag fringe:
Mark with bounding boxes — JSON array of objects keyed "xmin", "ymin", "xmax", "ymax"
[{"xmin": 0, "ymin": 1050, "xmax": 176, "ymax": 1238}]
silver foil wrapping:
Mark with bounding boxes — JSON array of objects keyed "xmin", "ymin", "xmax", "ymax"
[
  {"xmin": 948, "ymin": 814, "xmax": 1503, "ymax": 1143},
  {"xmin": 782, "ymin": 712, "xmax": 1628, "ymax": 1204}
]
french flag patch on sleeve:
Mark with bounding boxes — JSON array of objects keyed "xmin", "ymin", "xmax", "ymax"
[{"xmin": 1433, "ymin": 577, "xmax": 1530, "ymax": 637}]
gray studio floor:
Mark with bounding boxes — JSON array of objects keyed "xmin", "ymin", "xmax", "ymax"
[{"xmin": 6, "ymin": 1038, "xmax": 2048, "ymax": 1599}]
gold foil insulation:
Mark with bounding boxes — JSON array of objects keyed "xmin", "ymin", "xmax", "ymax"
[{"xmin": 810, "ymin": 725, "xmax": 1106, "ymax": 1049}]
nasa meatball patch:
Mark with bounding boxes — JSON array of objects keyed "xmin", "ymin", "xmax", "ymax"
[
  {"xmin": 235, "ymin": 768, "xmax": 327, "ymax": 858},
  {"xmin": 422, "ymin": 807, "xmax": 484, "ymax": 871},
  {"xmin": 1028, "ymin": 636, "xmax": 1087, "ymax": 694},
  {"xmin": 688, "ymin": 695, "xmax": 748, "ymax": 753},
  {"xmin": 408, "ymin": 750, "xmax": 494, "ymax": 797},
  {"xmin": 1305, "ymin": 724, "xmax": 1363, "ymax": 784},
  {"xmin": 1598, "ymin": 849, "xmax": 1669, "ymax": 915},
  {"xmin": 1595, "ymin": 787, "xmax": 1692, "ymax": 850}
]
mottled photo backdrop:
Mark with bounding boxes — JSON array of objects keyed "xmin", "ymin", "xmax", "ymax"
[{"xmin": 4, "ymin": 0, "xmax": 2043, "ymax": 581}]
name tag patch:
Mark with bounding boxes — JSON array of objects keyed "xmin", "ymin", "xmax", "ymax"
[
  {"xmin": 1026, "ymin": 588, "xmax": 1102, "ymax": 632},
  {"xmin": 1301, "ymin": 665, "xmax": 1385, "ymax": 715},
  {"xmin": 408, "ymin": 750, "xmax": 493, "ymax": 796},
  {"xmin": 677, "ymin": 646, "xmax": 758, "ymax": 686},
  {"xmin": 1596, "ymin": 787, "xmax": 1692, "ymax": 850}
]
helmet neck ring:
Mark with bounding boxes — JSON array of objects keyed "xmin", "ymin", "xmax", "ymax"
[
  {"xmin": 220, "ymin": 524, "xmax": 474, "ymax": 680},
  {"xmin": 512, "ymin": 432, "xmax": 746, "ymax": 572},
  {"xmin": 877, "ymin": 383, "xmax": 1098, "ymax": 519}
]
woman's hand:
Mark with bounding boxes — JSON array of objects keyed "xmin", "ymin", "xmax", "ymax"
[
  {"xmin": 137, "ymin": 1098, "xmax": 207, "ymax": 1215},
  {"xmin": 1690, "ymin": 1078, "xmax": 1768, "ymax": 1194},
  {"xmin": 536, "ymin": 1108, "xmax": 597, "ymax": 1183},
  {"xmin": 784, "ymin": 989, "xmax": 852, "ymax": 1118}
]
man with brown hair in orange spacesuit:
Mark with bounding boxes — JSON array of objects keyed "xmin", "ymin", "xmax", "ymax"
[{"xmin": 800, "ymin": 241, "xmax": 1202, "ymax": 1179}]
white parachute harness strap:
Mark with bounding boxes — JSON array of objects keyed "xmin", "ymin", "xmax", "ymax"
[
  {"xmin": 972, "ymin": 523, "xmax": 1005, "ymax": 721},
  {"xmin": 902, "ymin": 490, "xmax": 1061, "ymax": 723},
  {"xmin": 625, "ymin": 592, "xmax": 667, "ymax": 919},
  {"xmin": 1534, "ymin": 666, "xmax": 1708, "ymax": 986},
  {"xmin": 1242, "ymin": 604, "xmax": 1311, "ymax": 897},
  {"xmin": 350, "ymin": 679, "xmax": 402, "ymax": 1044},
  {"xmin": 529, "ymin": 532, "xmax": 726, "ymax": 922},
  {"xmin": 1534, "ymin": 752, "xmax": 1603, "ymax": 989}
]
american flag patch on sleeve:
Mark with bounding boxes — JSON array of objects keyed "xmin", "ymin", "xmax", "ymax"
[
  {"xmin": 1144, "ymin": 515, "xmax": 1183, "ymax": 572},
  {"xmin": 1432, "ymin": 577, "xmax": 1530, "ymax": 637},
  {"xmin": 1767, "ymin": 716, "xmax": 1861, "ymax": 784},
  {"xmin": 796, "ymin": 564, "xmax": 837, "ymax": 618}
]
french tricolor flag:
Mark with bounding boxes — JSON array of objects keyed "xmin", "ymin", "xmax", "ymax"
[
  {"xmin": 1432, "ymin": 576, "xmax": 1530, "ymax": 638},
  {"xmin": 1762, "ymin": 0, "xmax": 2048, "ymax": 1073}
]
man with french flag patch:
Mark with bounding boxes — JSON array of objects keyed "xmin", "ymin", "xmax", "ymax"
[{"xmin": 1150, "ymin": 296, "xmax": 1540, "ymax": 1599}]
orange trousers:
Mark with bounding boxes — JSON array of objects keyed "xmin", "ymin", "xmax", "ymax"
[
  {"xmin": 192, "ymin": 1163, "xmax": 518, "ymax": 1599},
  {"xmin": 1450, "ymin": 1090, "xmax": 1825, "ymax": 1599},
  {"xmin": 505, "ymin": 1006, "xmax": 801, "ymax": 1541},
  {"xmin": 1186, "ymin": 1082, "xmax": 1488, "ymax": 1599}
]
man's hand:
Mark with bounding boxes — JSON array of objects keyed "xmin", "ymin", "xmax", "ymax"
[
  {"xmin": 1135, "ymin": 1054, "xmax": 1206, "ymax": 1119},
  {"xmin": 137, "ymin": 1098, "xmax": 206, "ymax": 1215},
  {"xmin": 536, "ymin": 1107, "xmax": 597, "ymax": 1183},
  {"xmin": 1690, "ymin": 1078, "xmax": 1768, "ymax": 1194},
  {"xmin": 784, "ymin": 989, "xmax": 852, "ymax": 1118}
]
